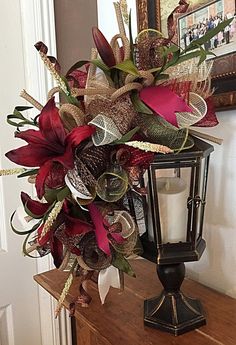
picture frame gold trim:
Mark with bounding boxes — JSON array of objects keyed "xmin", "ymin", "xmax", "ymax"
[{"xmin": 137, "ymin": 0, "xmax": 236, "ymax": 110}]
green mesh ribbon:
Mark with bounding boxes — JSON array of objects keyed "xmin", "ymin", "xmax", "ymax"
[
  {"xmin": 97, "ymin": 169, "xmax": 129, "ymax": 202},
  {"xmin": 135, "ymin": 113, "xmax": 194, "ymax": 151}
]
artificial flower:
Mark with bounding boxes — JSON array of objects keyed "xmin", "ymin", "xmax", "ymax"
[
  {"xmin": 6, "ymin": 98, "xmax": 95, "ymax": 198},
  {"xmin": 92, "ymin": 27, "xmax": 116, "ymax": 67},
  {"xmin": 21, "ymin": 192, "xmax": 51, "ymax": 218},
  {"xmin": 2, "ymin": 0, "xmax": 228, "ymax": 310}
]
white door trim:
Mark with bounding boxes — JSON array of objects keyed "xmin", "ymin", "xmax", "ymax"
[
  {"xmin": 19, "ymin": 0, "xmax": 57, "ymax": 104},
  {"xmin": 19, "ymin": 1, "xmax": 71, "ymax": 344}
]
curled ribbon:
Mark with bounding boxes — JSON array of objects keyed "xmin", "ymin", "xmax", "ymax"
[
  {"xmin": 140, "ymin": 85, "xmax": 192, "ymax": 127},
  {"xmin": 88, "ymin": 203, "xmax": 124, "ymax": 256},
  {"xmin": 167, "ymin": 0, "xmax": 189, "ymax": 41}
]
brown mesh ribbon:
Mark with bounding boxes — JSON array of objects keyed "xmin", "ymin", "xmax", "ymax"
[
  {"xmin": 167, "ymin": 0, "xmax": 189, "ymax": 41},
  {"xmin": 136, "ymin": 33, "xmax": 168, "ymax": 70},
  {"xmin": 88, "ymin": 95, "xmax": 137, "ymax": 134},
  {"xmin": 78, "ymin": 232, "xmax": 112, "ymax": 270},
  {"xmin": 79, "ymin": 145, "xmax": 111, "ymax": 178},
  {"xmin": 73, "ymin": 156, "xmax": 97, "ymax": 187}
]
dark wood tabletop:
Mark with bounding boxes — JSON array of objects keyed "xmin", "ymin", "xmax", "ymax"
[{"xmin": 34, "ymin": 259, "xmax": 236, "ymax": 345}]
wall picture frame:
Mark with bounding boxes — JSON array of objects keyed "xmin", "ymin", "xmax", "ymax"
[{"xmin": 137, "ymin": 0, "xmax": 236, "ymax": 110}]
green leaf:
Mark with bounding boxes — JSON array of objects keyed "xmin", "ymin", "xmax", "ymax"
[
  {"xmin": 91, "ymin": 58, "xmax": 110, "ymax": 72},
  {"xmin": 112, "ymin": 252, "xmax": 136, "ymax": 277},
  {"xmin": 66, "ymin": 60, "xmax": 89, "ymax": 76},
  {"xmin": 198, "ymin": 46, "xmax": 207, "ymax": 66},
  {"xmin": 17, "ymin": 169, "xmax": 39, "ymax": 178},
  {"xmin": 148, "ymin": 67, "xmax": 162, "ymax": 74},
  {"xmin": 10, "ymin": 211, "xmax": 42, "ymax": 235},
  {"xmin": 128, "ymin": 10, "xmax": 134, "ymax": 60},
  {"xmin": 206, "ymin": 50, "xmax": 216, "ymax": 58},
  {"xmin": 155, "ymin": 73, "xmax": 169, "ymax": 81},
  {"xmin": 7, "ymin": 117, "xmax": 26, "ymax": 127},
  {"xmin": 112, "ymin": 126, "xmax": 140, "ymax": 145},
  {"xmin": 166, "ymin": 50, "xmax": 201, "ymax": 69},
  {"xmin": 65, "ymin": 94, "xmax": 81, "ymax": 107},
  {"xmin": 163, "ymin": 45, "xmax": 180, "ymax": 56},
  {"xmin": 113, "ymin": 59, "xmax": 139, "ymax": 75},
  {"xmin": 7, "ymin": 106, "xmax": 39, "ymax": 128},
  {"xmin": 185, "ymin": 18, "xmax": 233, "ymax": 51},
  {"xmin": 60, "ymin": 76, "xmax": 71, "ymax": 96},
  {"xmin": 44, "ymin": 187, "xmax": 68, "ymax": 204},
  {"xmin": 163, "ymin": 49, "xmax": 181, "ymax": 70},
  {"xmin": 57, "ymin": 186, "xmax": 70, "ymax": 201},
  {"xmin": 131, "ymin": 92, "xmax": 153, "ymax": 115},
  {"xmin": 15, "ymin": 106, "xmax": 33, "ymax": 112},
  {"xmin": 44, "ymin": 186, "xmax": 66, "ymax": 203}
]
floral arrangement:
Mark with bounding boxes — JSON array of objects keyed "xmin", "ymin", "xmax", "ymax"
[{"xmin": 0, "ymin": 0, "xmax": 230, "ymax": 315}]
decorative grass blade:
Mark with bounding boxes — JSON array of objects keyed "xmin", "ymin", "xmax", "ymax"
[
  {"xmin": 185, "ymin": 18, "xmax": 233, "ymax": 52},
  {"xmin": 17, "ymin": 169, "xmax": 38, "ymax": 178},
  {"xmin": 112, "ymin": 126, "xmax": 140, "ymax": 144},
  {"xmin": 10, "ymin": 211, "xmax": 42, "ymax": 235},
  {"xmin": 66, "ymin": 60, "xmax": 89, "ymax": 76},
  {"xmin": 112, "ymin": 252, "xmax": 136, "ymax": 277}
]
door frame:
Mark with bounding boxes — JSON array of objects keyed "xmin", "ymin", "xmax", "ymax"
[{"xmin": 19, "ymin": 1, "xmax": 71, "ymax": 344}]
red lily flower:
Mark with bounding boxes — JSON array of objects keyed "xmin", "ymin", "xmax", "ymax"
[
  {"xmin": 37, "ymin": 201, "xmax": 93, "ymax": 268},
  {"xmin": 6, "ymin": 98, "xmax": 95, "ymax": 198},
  {"xmin": 92, "ymin": 27, "xmax": 116, "ymax": 67},
  {"xmin": 21, "ymin": 191, "xmax": 51, "ymax": 218},
  {"xmin": 20, "ymin": 191, "xmax": 94, "ymax": 268}
]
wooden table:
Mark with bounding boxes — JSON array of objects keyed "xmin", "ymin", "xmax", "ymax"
[{"xmin": 34, "ymin": 259, "xmax": 236, "ymax": 345}]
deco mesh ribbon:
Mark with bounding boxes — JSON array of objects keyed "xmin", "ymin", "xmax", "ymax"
[{"xmin": 1, "ymin": 0, "xmax": 228, "ymax": 312}]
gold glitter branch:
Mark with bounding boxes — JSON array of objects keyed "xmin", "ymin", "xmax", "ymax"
[
  {"xmin": 55, "ymin": 259, "xmax": 78, "ymax": 317},
  {"xmin": 38, "ymin": 51, "xmax": 69, "ymax": 96},
  {"xmin": 39, "ymin": 201, "xmax": 63, "ymax": 241},
  {"xmin": 119, "ymin": 0, "xmax": 129, "ymax": 26},
  {"xmin": 125, "ymin": 141, "xmax": 173, "ymax": 154},
  {"xmin": 114, "ymin": 2, "xmax": 126, "ymax": 37},
  {"xmin": 0, "ymin": 168, "xmax": 26, "ymax": 176}
]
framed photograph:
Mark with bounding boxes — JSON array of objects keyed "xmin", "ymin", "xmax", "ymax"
[{"xmin": 137, "ymin": 0, "xmax": 236, "ymax": 110}]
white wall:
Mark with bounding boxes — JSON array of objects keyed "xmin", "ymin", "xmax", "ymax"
[
  {"xmin": 187, "ymin": 109, "xmax": 236, "ymax": 298},
  {"xmin": 97, "ymin": 0, "xmax": 137, "ymax": 41},
  {"xmin": 0, "ymin": 1, "xmax": 42, "ymax": 344}
]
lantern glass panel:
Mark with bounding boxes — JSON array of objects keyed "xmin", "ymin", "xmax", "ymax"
[{"xmin": 154, "ymin": 167, "xmax": 192, "ymax": 244}]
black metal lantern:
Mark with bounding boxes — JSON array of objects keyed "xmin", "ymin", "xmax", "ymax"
[{"xmin": 140, "ymin": 137, "xmax": 214, "ymax": 336}]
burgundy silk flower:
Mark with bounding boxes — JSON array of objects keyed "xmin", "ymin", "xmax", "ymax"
[
  {"xmin": 21, "ymin": 191, "xmax": 51, "ymax": 217},
  {"xmin": 22, "ymin": 194, "xmax": 93, "ymax": 268},
  {"xmin": 6, "ymin": 98, "xmax": 95, "ymax": 198}
]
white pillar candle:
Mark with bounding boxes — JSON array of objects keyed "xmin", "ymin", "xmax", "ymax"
[{"xmin": 156, "ymin": 177, "xmax": 188, "ymax": 243}]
